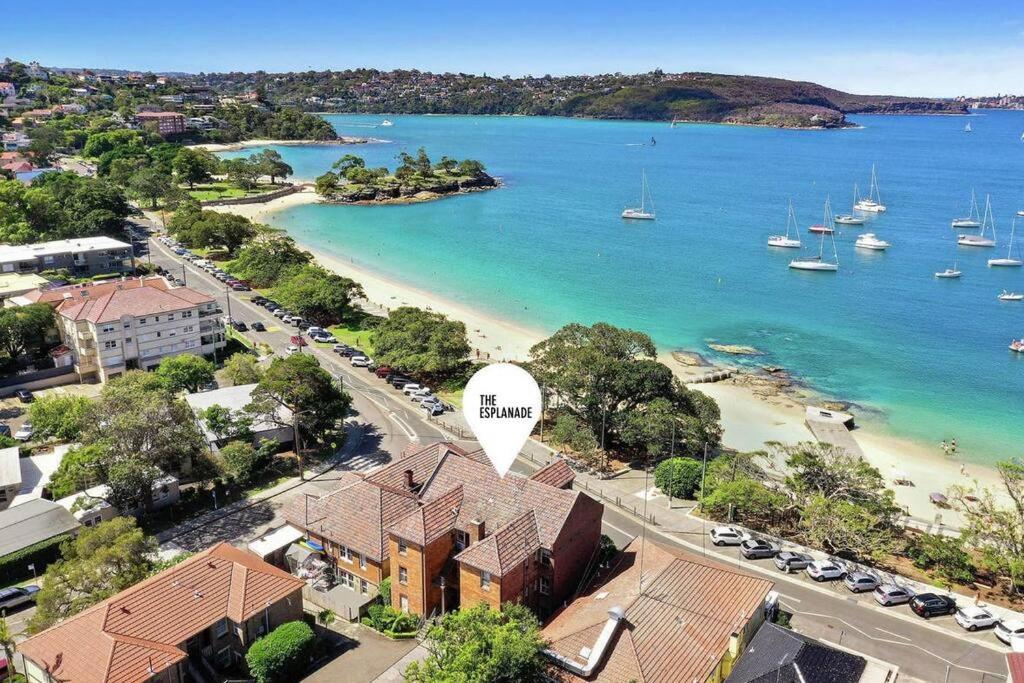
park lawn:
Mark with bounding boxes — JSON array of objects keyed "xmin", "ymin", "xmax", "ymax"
[
  {"xmin": 437, "ymin": 387, "xmax": 464, "ymax": 408},
  {"xmin": 186, "ymin": 182, "xmax": 278, "ymax": 201},
  {"xmin": 327, "ymin": 323, "xmax": 376, "ymax": 356}
]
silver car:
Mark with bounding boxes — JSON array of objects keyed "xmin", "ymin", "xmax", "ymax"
[
  {"xmin": 0, "ymin": 585, "xmax": 40, "ymax": 612},
  {"xmin": 873, "ymin": 583, "xmax": 915, "ymax": 606},
  {"xmin": 844, "ymin": 572, "xmax": 880, "ymax": 594}
]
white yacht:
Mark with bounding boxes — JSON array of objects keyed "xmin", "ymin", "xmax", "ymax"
[
  {"xmin": 380, "ymin": 119, "xmax": 394, "ymax": 127},
  {"xmin": 1018, "ymin": 210, "xmax": 1024, "ymax": 218},
  {"xmin": 790, "ymin": 217, "xmax": 839, "ymax": 272},
  {"xmin": 622, "ymin": 171, "xmax": 656, "ymax": 220},
  {"xmin": 959, "ymin": 194, "xmax": 997, "ymax": 247},
  {"xmin": 935, "ymin": 267, "xmax": 962, "ymax": 279},
  {"xmin": 965, "ymin": 121, "xmax": 972, "ymax": 133},
  {"xmin": 835, "ymin": 184, "xmax": 866, "ymax": 225},
  {"xmin": 808, "ymin": 195, "xmax": 836, "ymax": 234},
  {"xmin": 951, "ymin": 189, "xmax": 982, "ymax": 229},
  {"xmin": 854, "ymin": 165, "xmax": 887, "ymax": 213},
  {"xmin": 998, "ymin": 291, "xmax": 1023, "ymax": 301},
  {"xmin": 988, "ymin": 217, "xmax": 1022, "ymax": 267},
  {"xmin": 768, "ymin": 200, "xmax": 802, "ymax": 248},
  {"xmin": 855, "ymin": 233, "xmax": 890, "ymax": 251}
]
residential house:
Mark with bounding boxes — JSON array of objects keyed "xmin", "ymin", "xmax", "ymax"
[
  {"xmin": 17, "ymin": 542, "xmax": 305, "ymax": 683},
  {"xmin": 56, "ymin": 475, "xmax": 180, "ymax": 528},
  {"xmin": 17, "ymin": 276, "xmax": 226, "ymax": 382},
  {"xmin": 0, "ymin": 82, "xmax": 14, "ymax": 97},
  {"xmin": 284, "ymin": 443, "xmax": 603, "ymax": 621},
  {"xmin": 0, "ymin": 498, "xmax": 79, "ymax": 562},
  {"xmin": 21, "ymin": 108, "xmax": 53, "ymax": 121},
  {"xmin": 136, "ymin": 110, "xmax": 186, "ymax": 136},
  {"xmin": 542, "ymin": 537, "xmax": 774, "ymax": 683},
  {"xmin": 26, "ymin": 62, "xmax": 49, "ymax": 80},
  {"xmin": 57, "ymin": 102, "xmax": 87, "ymax": 115},
  {"xmin": 185, "ymin": 383, "xmax": 293, "ymax": 451},
  {"xmin": 2, "ymin": 131, "xmax": 30, "ymax": 150},
  {"xmin": 0, "ymin": 446, "xmax": 21, "ymax": 511},
  {"xmin": 0, "ymin": 236, "xmax": 133, "ymax": 277}
]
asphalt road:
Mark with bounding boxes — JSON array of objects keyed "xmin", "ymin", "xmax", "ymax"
[{"xmin": 139, "ymin": 224, "xmax": 1011, "ymax": 683}]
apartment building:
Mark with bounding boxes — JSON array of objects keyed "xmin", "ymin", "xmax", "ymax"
[
  {"xmin": 136, "ymin": 110, "xmax": 187, "ymax": 135},
  {"xmin": 0, "ymin": 236, "xmax": 133, "ymax": 277},
  {"xmin": 285, "ymin": 443, "xmax": 602, "ymax": 620},
  {"xmin": 18, "ymin": 277, "xmax": 225, "ymax": 382},
  {"xmin": 18, "ymin": 543, "xmax": 304, "ymax": 683}
]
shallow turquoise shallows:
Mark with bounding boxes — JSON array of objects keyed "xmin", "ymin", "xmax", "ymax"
[{"xmin": 223, "ymin": 112, "xmax": 1024, "ymax": 464}]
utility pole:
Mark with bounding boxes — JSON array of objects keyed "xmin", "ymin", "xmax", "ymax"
[
  {"xmin": 539, "ymin": 384, "xmax": 545, "ymax": 443},
  {"xmin": 181, "ymin": 263, "xmax": 187, "ymax": 286},
  {"xmin": 293, "ymin": 408, "xmax": 305, "ymax": 482},
  {"xmin": 224, "ymin": 285, "xmax": 233, "ymax": 322}
]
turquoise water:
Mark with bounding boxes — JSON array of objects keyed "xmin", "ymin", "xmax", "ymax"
[{"xmin": 224, "ymin": 113, "xmax": 1024, "ymax": 464}]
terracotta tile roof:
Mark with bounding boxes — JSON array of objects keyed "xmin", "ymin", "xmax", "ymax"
[
  {"xmin": 543, "ymin": 538, "xmax": 773, "ymax": 683},
  {"xmin": 454, "ymin": 509, "xmax": 541, "ymax": 577},
  {"xmin": 1009, "ymin": 653, "xmax": 1024, "ymax": 683},
  {"xmin": 367, "ymin": 442, "xmax": 464, "ymax": 491},
  {"xmin": 546, "ymin": 622, "xmax": 644, "ymax": 683},
  {"xmin": 387, "ymin": 485, "xmax": 464, "ymax": 546},
  {"xmin": 54, "ymin": 280, "xmax": 213, "ymax": 324},
  {"xmin": 19, "ymin": 542, "xmax": 303, "ymax": 683},
  {"xmin": 529, "ymin": 459, "xmax": 575, "ymax": 489}
]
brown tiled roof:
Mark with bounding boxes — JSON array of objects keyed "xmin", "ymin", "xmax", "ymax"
[
  {"xmin": 18, "ymin": 542, "xmax": 303, "ymax": 683},
  {"xmin": 542, "ymin": 538, "xmax": 773, "ymax": 683},
  {"xmin": 387, "ymin": 485, "xmax": 463, "ymax": 546},
  {"xmin": 21, "ymin": 277, "xmax": 165, "ymax": 305},
  {"xmin": 529, "ymin": 459, "xmax": 575, "ymax": 489},
  {"xmin": 454, "ymin": 509, "xmax": 541, "ymax": 577},
  {"xmin": 25, "ymin": 277, "xmax": 214, "ymax": 324},
  {"xmin": 367, "ymin": 442, "xmax": 464, "ymax": 491}
]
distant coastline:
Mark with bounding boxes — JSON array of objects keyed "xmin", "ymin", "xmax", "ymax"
[{"xmin": 193, "ymin": 137, "xmax": 386, "ymax": 153}]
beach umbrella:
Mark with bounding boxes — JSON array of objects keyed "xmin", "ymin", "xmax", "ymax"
[{"xmin": 929, "ymin": 492, "xmax": 948, "ymax": 505}]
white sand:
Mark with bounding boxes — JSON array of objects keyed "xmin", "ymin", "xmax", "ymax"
[{"xmin": 192, "ymin": 138, "xmax": 381, "ymax": 153}]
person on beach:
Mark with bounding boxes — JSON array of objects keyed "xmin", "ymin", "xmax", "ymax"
[
  {"xmin": 951, "ymin": 439, "xmax": 957, "ymax": 454},
  {"xmin": 940, "ymin": 440, "xmax": 948, "ymax": 453}
]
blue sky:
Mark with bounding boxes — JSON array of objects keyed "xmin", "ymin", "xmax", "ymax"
[{"xmin": 6, "ymin": 1, "xmax": 1023, "ymax": 96}]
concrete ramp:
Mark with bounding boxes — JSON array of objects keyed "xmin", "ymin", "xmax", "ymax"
[{"xmin": 806, "ymin": 418, "xmax": 864, "ymax": 458}]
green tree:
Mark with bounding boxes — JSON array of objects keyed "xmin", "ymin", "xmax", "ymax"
[
  {"xmin": 435, "ymin": 156, "xmax": 458, "ymax": 173},
  {"xmin": 254, "ymin": 149, "xmax": 293, "ymax": 184},
  {"xmin": 314, "ymin": 171, "xmax": 339, "ymax": 196},
  {"xmin": 27, "ymin": 394, "xmax": 92, "ymax": 442},
  {"xmin": 906, "ymin": 533, "xmax": 975, "ymax": 585},
  {"xmin": 29, "ymin": 518, "xmax": 156, "ymax": 632},
  {"xmin": 702, "ymin": 478, "xmax": 788, "ymax": 529},
  {"xmin": 223, "ymin": 352, "xmax": 264, "ymax": 385},
  {"xmin": 27, "ymin": 125, "xmax": 66, "ymax": 164},
  {"xmin": 229, "ymin": 232, "xmax": 311, "ymax": 287},
  {"xmin": 332, "ymin": 154, "xmax": 365, "ymax": 174},
  {"xmin": 172, "ymin": 147, "xmax": 217, "ymax": 189},
  {"xmin": 457, "ymin": 159, "xmax": 486, "ymax": 177},
  {"xmin": 155, "ymin": 354, "xmax": 215, "ymax": 393},
  {"xmin": 170, "ymin": 205, "xmax": 256, "ymax": 253},
  {"xmin": 128, "ymin": 167, "xmax": 173, "ymax": 209},
  {"xmin": 404, "ymin": 603, "xmax": 546, "ymax": 683},
  {"xmin": 371, "ymin": 306, "xmax": 471, "ymax": 376},
  {"xmin": 245, "ymin": 621, "xmax": 316, "ymax": 683},
  {"xmin": 653, "ymin": 457, "xmax": 703, "ymax": 499},
  {"xmin": 799, "ymin": 495, "xmax": 901, "ymax": 562},
  {"xmin": 202, "ymin": 404, "xmax": 254, "ymax": 441},
  {"xmin": 272, "ymin": 264, "xmax": 364, "ymax": 325},
  {"xmin": 0, "ymin": 303, "xmax": 54, "ymax": 361},
  {"xmin": 220, "ymin": 439, "xmax": 275, "ymax": 485},
  {"xmin": 47, "ymin": 443, "xmax": 106, "ymax": 498},
  {"xmin": 222, "ymin": 157, "xmax": 261, "ymax": 190},
  {"xmin": 414, "ymin": 147, "xmax": 433, "ymax": 176},
  {"xmin": 549, "ymin": 413, "xmax": 600, "ymax": 462}
]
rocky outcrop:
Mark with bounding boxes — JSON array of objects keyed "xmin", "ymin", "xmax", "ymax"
[{"xmin": 329, "ymin": 172, "xmax": 499, "ymax": 205}]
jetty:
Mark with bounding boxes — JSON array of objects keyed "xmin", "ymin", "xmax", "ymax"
[{"xmin": 805, "ymin": 406, "xmax": 862, "ymax": 457}]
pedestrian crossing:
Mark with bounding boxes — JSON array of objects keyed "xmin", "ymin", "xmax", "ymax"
[{"xmin": 336, "ymin": 450, "xmax": 390, "ymax": 473}]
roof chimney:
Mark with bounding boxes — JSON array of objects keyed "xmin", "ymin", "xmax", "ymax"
[
  {"xmin": 469, "ymin": 518, "xmax": 485, "ymax": 543},
  {"xmin": 403, "ymin": 469, "xmax": 414, "ymax": 490}
]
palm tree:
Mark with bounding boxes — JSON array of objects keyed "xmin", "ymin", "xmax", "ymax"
[{"xmin": 0, "ymin": 615, "xmax": 17, "ymax": 678}]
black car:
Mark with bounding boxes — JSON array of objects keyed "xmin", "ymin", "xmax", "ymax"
[
  {"xmin": 739, "ymin": 539, "xmax": 778, "ymax": 560},
  {"xmin": 15, "ymin": 389, "xmax": 34, "ymax": 403},
  {"xmin": 910, "ymin": 593, "xmax": 957, "ymax": 619},
  {"xmin": 390, "ymin": 377, "xmax": 414, "ymax": 389},
  {"xmin": 338, "ymin": 347, "xmax": 356, "ymax": 357},
  {"xmin": 251, "ymin": 321, "xmax": 266, "ymax": 332},
  {"xmin": 250, "ymin": 296, "xmax": 267, "ymax": 305},
  {"xmin": 297, "ymin": 321, "xmax": 311, "ymax": 331},
  {"xmin": 230, "ymin": 321, "xmax": 248, "ymax": 332},
  {"xmin": 265, "ymin": 303, "xmax": 280, "ymax": 312}
]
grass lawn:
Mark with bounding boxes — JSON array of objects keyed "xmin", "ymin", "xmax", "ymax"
[
  {"xmin": 327, "ymin": 322, "xmax": 376, "ymax": 355},
  {"xmin": 186, "ymin": 182, "xmax": 278, "ymax": 201},
  {"xmin": 437, "ymin": 387, "xmax": 464, "ymax": 408}
]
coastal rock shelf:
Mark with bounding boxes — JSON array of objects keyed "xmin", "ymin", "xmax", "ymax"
[{"xmin": 328, "ymin": 172, "xmax": 498, "ymax": 205}]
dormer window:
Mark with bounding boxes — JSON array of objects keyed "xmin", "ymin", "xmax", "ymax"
[
  {"xmin": 398, "ymin": 540, "xmax": 408, "ymax": 556},
  {"xmin": 480, "ymin": 571, "xmax": 491, "ymax": 591},
  {"xmin": 455, "ymin": 530, "xmax": 469, "ymax": 550}
]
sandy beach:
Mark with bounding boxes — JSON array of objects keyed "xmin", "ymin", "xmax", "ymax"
[
  {"xmin": 192, "ymin": 137, "xmax": 384, "ymax": 153},
  {"xmin": 208, "ymin": 189, "xmax": 1005, "ymax": 523}
]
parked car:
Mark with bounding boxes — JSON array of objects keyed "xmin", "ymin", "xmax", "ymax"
[
  {"xmin": 401, "ymin": 383, "xmax": 423, "ymax": 396},
  {"xmin": 873, "ymin": 584, "xmax": 915, "ymax": 606},
  {"xmin": 250, "ymin": 296, "xmax": 267, "ymax": 305},
  {"xmin": 307, "ymin": 326, "xmax": 325, "ymax": 338},
  {"xmin": 15, "ymin": 389, "xmax": 33, "ymax": 403},
  {"xmin": 995, "ymin": 619, "xmax": 1024, "ymax": 645},
  {"xmin": 389, "ymin": 376, "xmax": 413, "ymax": 389},
  {"xmin": 230, "ymin": 320, "xmax": 248, "ymax": 332},
  {"xmin": 805, "ymin": 560, "xmax": 846, "ymax": 582},
  {"xmin": 13, "ymin": 422, "xmax": 33, "ymax": 441},
  {"xmin": 338, "ymin": 347, "xmax": 357, "ymax": 357},
  {"xmin": 231, "ymin": 283, "xmax": 250, "ymax": 291},
  {"xmin": 954, "ymin": 605, "xmax": 999, "ymax": 632},
  {"xmin": 375, "ymin": 366, "xmax": 393, "ymax": 378},
  {"xmin": 739, "ymin": 538, "xmax": 778, "ymax": 560},
  {"xmin": 273, "ymin": 309, "xmax": 289, "ymax": 319},
  {"xmin": 423, "ymin": 401, "xmax": 445, "ymax": 416},
  {"xmin": 0, "ymin": 424, "xmax": 10, "ymax": 437},
  {"xmin": 351, "ymin": 356, "xmax": 371, "ymax": 368},
  {"xmin": 251, "ymin": 321, "xmax": 266, "ymax": 332},
  {"xmin": 909, "ymin": 593, "xmax": 957, "ymax": 619},
  {"xmin": 281, "ymin": 315, "xmax": 295, "ymax": 324},
  {"xmin": 709, "ymin": 526, "xmax": 746, "ymax": 546},
  {"xmin": 843, "ymin": 572, "xmax": 880, "ymax": 594},
  {"xmin": 773, "ymin": 552, "xmax": 813, "ymax": 573},
  {"xmin": 0, "ymin": 585, "xmax": 40, "ymax": 612},
  {"xmin": 413, "ymin": 392, "xmax": 438, "ymax": 405},
  {"xmin": 297, "ymin": 321, "xmax": 311, "ymax": 331},
  {"xmin": 286, "ymin": 345, "xmax": 300, "ymax": 355},
  {"xmin": 332, "ymin": 344, "xmax": 349, "ymax": 354},
  {"xmin": 409, "ymin": 386, "xmax": 433, "ymax": 399}
]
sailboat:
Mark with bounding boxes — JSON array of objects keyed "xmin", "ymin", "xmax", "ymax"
[
  {"xmin": 936, "ymin": 230, "xmax": 962, "ymax": 278},
  {"xmin": 768, "ymin": 200, "xmax": 802, "ymax": 248},
  {"xmin": 964, "ymin": 121, "xmax": 972, "ymax": 133},
  {"xmin": 622, "ymin": 171, "xmax": 656, "ymax": 220},
  {"xmin": 791, "ymin": 205, "xmax": 839, "ymax": 272},
  {"xmin": 854, "ymin": 164, "xmax": 887, "ymax": 213},
  {"xmin": 951, "ymin": 189, "xmax": 982, "ymax": 229},
  {"xmin": 958, "ymin": 194, "xmax": 997, "ymax": 247},
  {"xmin": 988, "ymin": 217, "xmax": 1022, "ymax": 266},
  {"xmin": 809, "ymin": 195, "xmax": 836, "ymax": 234},
  {"xmin": 835, "ymin": 184, "xmax": 866, "ymax": 225}
]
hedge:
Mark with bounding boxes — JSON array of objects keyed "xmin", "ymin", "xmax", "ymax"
[
  {"xmin": 245, "ymin": 620, "xmax": 315, "ymax": 683},
  {"xmin": 0, "ymin": 533, "xmax": 70, "ymax": 586}
]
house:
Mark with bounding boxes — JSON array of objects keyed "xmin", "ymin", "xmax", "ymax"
[
  {"xmin": 284, "ymin": 442, "xmax": 604, "ymax": 621},
  {"xmin": 136, "ymin": 110, "xmax": 186, "ymax": 136},
  {"xmin": 17, "ymin": 276, "xmax": 226, "ymax": 382},
  {"xmin": 21, "ymin": 108, "xmax": 53, "ymax": 121},
  {"xmin": 56, "ymin": 475, "xmax": 180, "ymax": 527},
  {"xmin": 542, "ymin": 537, "xmax": 774, "ymax": 683},
  {"xmin": 0, "ymin": 446, "xmax": 21, "ymax": 511},
  {"xmin": 0, "ymin": 498, "xmax": 80, "ymax": 560},
  {"xmin": 26, "ymin": 62, "xmax": 49, "ymax": 80},
  {"xmin": 2, "ymin": 131, "xmax": 31, "ymax": 150},
  {"xmin": 0, "ymin": 236, "xmax": 133, "ymax": 277},
  {"xmin": 185, "ymin": 383, "xmax": 293, "ymax": 450},
  {"xmin": 0, "ymin": 272, "xmax": 48, "ymax": 303},
  {"xmin": 0, "ymin": 82, "xmax": 15, "ymax": 97},
  {"xmin": 726, "ymin": 622, "xmax": 897, "ymax": 683},
  {"xmin": 17, "ymin": 542, "xmax": 305, "ymax": 683},
  {"xmin": 57, "ymin": 103, "xmax": 87, "ymax": 115}
]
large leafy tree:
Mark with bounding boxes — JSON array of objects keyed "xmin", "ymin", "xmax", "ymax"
[
  {"xmin": 0, "ymin": 303, "xmax": 54, "ymax": 361},
  {"xmin": 169, "ymin": 203, "xmax": 257, "ymax": 253},
  {"xmin": 229, "ymin": 232, "xmax": 311, "ymax": 287},
  {"xmin": 128, "ymin": 166, "xmax": 173, "ymax": 209},
  {"xmin": 272, "ymin": 264, "xmax": 364, "ymax": 325},
  {"xmin": 28, "ymin": 518, "xmax": 156, "ymax": 633},
  {"xmin": 222, "ymin": 352, "xmax": 264, "ymax": 385},
  {"xmin": 253, "ymin": 149, "xmax": 293, "ymax": 184},
  {"xmin": 27, "ymin": 394, "xmax": 92, "ymax": 442},
  {"xmin": 371, "ymin": 306, "xmax": 470, "ymax": 376},
  {"xmin": 0, "ymin": 173, "xmax": 129, "ymax": 244},
  {"xmin": 155, "ymin": 353, "xmax": 216, "ymax": 393},
  {"xmin": 404, "ymin": 603, "xmax": 547, "ymax": 683},
  {"xmin": 172, "ymin": 147, "xmax": 218, "ymax": 188}
]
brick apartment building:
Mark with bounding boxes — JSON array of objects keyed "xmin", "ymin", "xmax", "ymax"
[
  {"xmin": 285, "ymin": 443, "xmax": 602, "ymax": 620},
  {"xmin": 15, "ymin": 276, "xmax": 226, "ymax": 382},
  {"xmin": 0, "ymin": 236, "xmax": 133, "ymax": 277},
  {"xmin": 136, "ymin": 110, "xmax": 187, "ymax": 135},
  {"xmin": 17, "ymin": 543, "xmax": 304, "ymax": 683}
]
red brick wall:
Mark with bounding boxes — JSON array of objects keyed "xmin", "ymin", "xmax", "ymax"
[{"xmin": 549, "ymin": 493, "xmax": 604, "ymax": 612}]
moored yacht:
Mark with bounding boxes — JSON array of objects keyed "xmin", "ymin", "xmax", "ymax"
[
  {"xmin": 808, "ymin": 195, "xmax": 836, "ymax": 234},
  {"xmin": 835, "ymin": 184, "xmax": 866, "ymax": 225},
  {"xmin": 791, "ymin": 209, "xmax": 839, "ymax": 272},
  {"xmin": 622, "ymin": 171, "xmax": 656, "ymax": 220},
  {"xmin": 855, "ymin": 233, "xmax": 890, "ymax": 251},
  {"xmin": 988, "ymin": 217, "xmax": 1022, "ymax": 267},
  {"xmin": 854, "ymin": 164, "xmax": 887, "ymax": 213},
  {"xmin": 951, "ymin": 189, "xmax": 982, "ymax": 229},
  {"xmin": 959, "ymin": 194, "xmax": 997, "ymax": 247},
  {"xmin": 768, "ymin": 200, "xmax": 802, "ymax": 248},
  {"xmin": 998, "ymin": 291, "xmax": 1023, "ymax": 302}
]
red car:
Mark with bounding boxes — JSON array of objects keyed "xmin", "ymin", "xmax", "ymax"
[
  {"xmin": 375, "ymin": 366, "xmax": 393, "ymax": 378},
  {"xmin": 289, "ymin": 335, "xmax": 308, "ymax": 347}
]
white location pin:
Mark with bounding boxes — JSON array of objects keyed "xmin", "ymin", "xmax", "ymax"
[{"xmin": 463, "ymin": 363, "xmax": 541, "ymax": 478}]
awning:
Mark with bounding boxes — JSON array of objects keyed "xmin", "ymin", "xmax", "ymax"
[
  {"xmin": 303, "ymin": 539, "xmax": 325, "ymax": 552},
  {"xmin": 248, "ymin": 525, "xmax": 304, "ymax": 559}
]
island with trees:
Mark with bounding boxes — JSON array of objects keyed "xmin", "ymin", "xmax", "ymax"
[{"xmin": 314, "ymin": 147, "xmax": 497, "ymax": 204}]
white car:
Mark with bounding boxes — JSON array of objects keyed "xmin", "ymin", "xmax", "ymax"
[
  {"xmin": 307, "ymin": 326, "xmax": 325, "ymax": 337},
  {"xmin": 410, "ymin": 387, "xmax": 432, "ymax": 400},
  {"xmin": 806, "ymin": 560, "xmax": 846, "ymax": 582},
  {"xmin": 14, "ymin": 422, "xmax": 34, "ymax": 441},
  {"xmin": 709, "ymin": 526, "xmax": 746, "ymax": 546},
  {"xmin": 401, "ymin": 383, "xmax": 423, "ymax": 396},
  {"xmin": 413, "ymin": 392, "xmax": 436, "ymax": 404},
  {"xmin": 351, "ymin": 356, "xmax": 371, "ymax": 367},
  {"xmin": 286, "ymin": 345, "xmax": 300, "ymax": 355},
  {"xmin": 955, "ymin": 605, "xmax": 999, "ymax": 632},
  {"xmin": 995, "ymin": 619, "xmax": 1024, "ymax": 645}
]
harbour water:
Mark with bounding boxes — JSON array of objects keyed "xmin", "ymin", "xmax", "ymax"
[{"xmin": 224, "ymin": 112, "xmax": 1024, "ymax": 465}]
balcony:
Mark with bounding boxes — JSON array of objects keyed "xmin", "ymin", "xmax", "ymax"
[{"xmin": 199, "ymin": 308, "xmax": 223, "ymax": 318}]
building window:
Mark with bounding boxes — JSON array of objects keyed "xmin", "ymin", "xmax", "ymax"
[
  {"xmin": 123, "ymin": 321, "xmax": 131, "ymax": 329},
  {"xmin": 183, "ymin": 325, "xmax": 194, "ymax": 333},
  {"xmin": 455, "ymin": 530, "xmax": 469, "ymax": 550},
  {"xmin": 215, "ymin": 646, "xmax": 232, "ymax": 668},
  {"xmin": 167, "ymin": 314, "xmax": 175, "ymax": 321},
  {"xmin": 213, "ymin": 617, "xmax": 229, "ymax": 638},
  {"xmin": 399, "ymin": 595, "xmax": 409, "ymax": 613},
  {"xmin": 340, "ymin": 545, "xmax": 353, "ymax": 563},
  {"xmin": 359, "ymin": 553, "xmax": 367, "ymax": 570},
  {"xmin": 398, "ymin": 566, "xmax": 408, "ymax": 585},
  {"xmin": 481, "ymin": 571, "xmax": 491, "ymax": 591},
  {"xmin": 125, "ymin": 337, "xmax": 132, "ymax": 343},
  {"xmin": 182, "ymin": 310, "xmax": 193, "ymax": 318},
  {"xmin": 154, "ymin": 316, "xmax": 160, "ymax": 322},
  {"xmin": 398, "ymin": 540, "xmax": 407, "ymax": 556},
  {"xmin": 338, "ymin": 570, "xmax": 354, "ymax": 589},
  {"xmin": 104, "ymin": 340, "xmax": 117, "ymax": 349},
  {"xmin": 139, "ymin": 318, "xmax": 147, "ymax": 325},
  {"xmin": 0, "ymin": 489, "xmax": 7, "ymax": 503},
  {"xmin": 101, "ymin": 324, "xmax": 115, "ymax": 333},
  {"xmin": 360, "ymin": 579, "xmax": 369, "ymax": 595},
  {"xmin": 538, "ymin": 549, "xmax": 552, "ymax": 566},
  {"xmin": 538, "ymin": 577, "xmax": 551, "ymax": 596}
]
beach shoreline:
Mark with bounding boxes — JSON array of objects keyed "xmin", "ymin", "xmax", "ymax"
[
  {"xmin": 209, "ymin": 189, "xmax": 1004, "ymax": 523},
  {"xmin": 192, "ymin": 137, "xmax": 386, "ymax": 153}
]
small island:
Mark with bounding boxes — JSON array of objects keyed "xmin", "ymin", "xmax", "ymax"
[{"xmin": 314, "ymin": 148, "xmax": 498, "ymax": 204}]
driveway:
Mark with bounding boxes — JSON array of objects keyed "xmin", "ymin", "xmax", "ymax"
[{"xmin": 303, "ymin": 621, "xmax": 418, "ymax": 683}]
